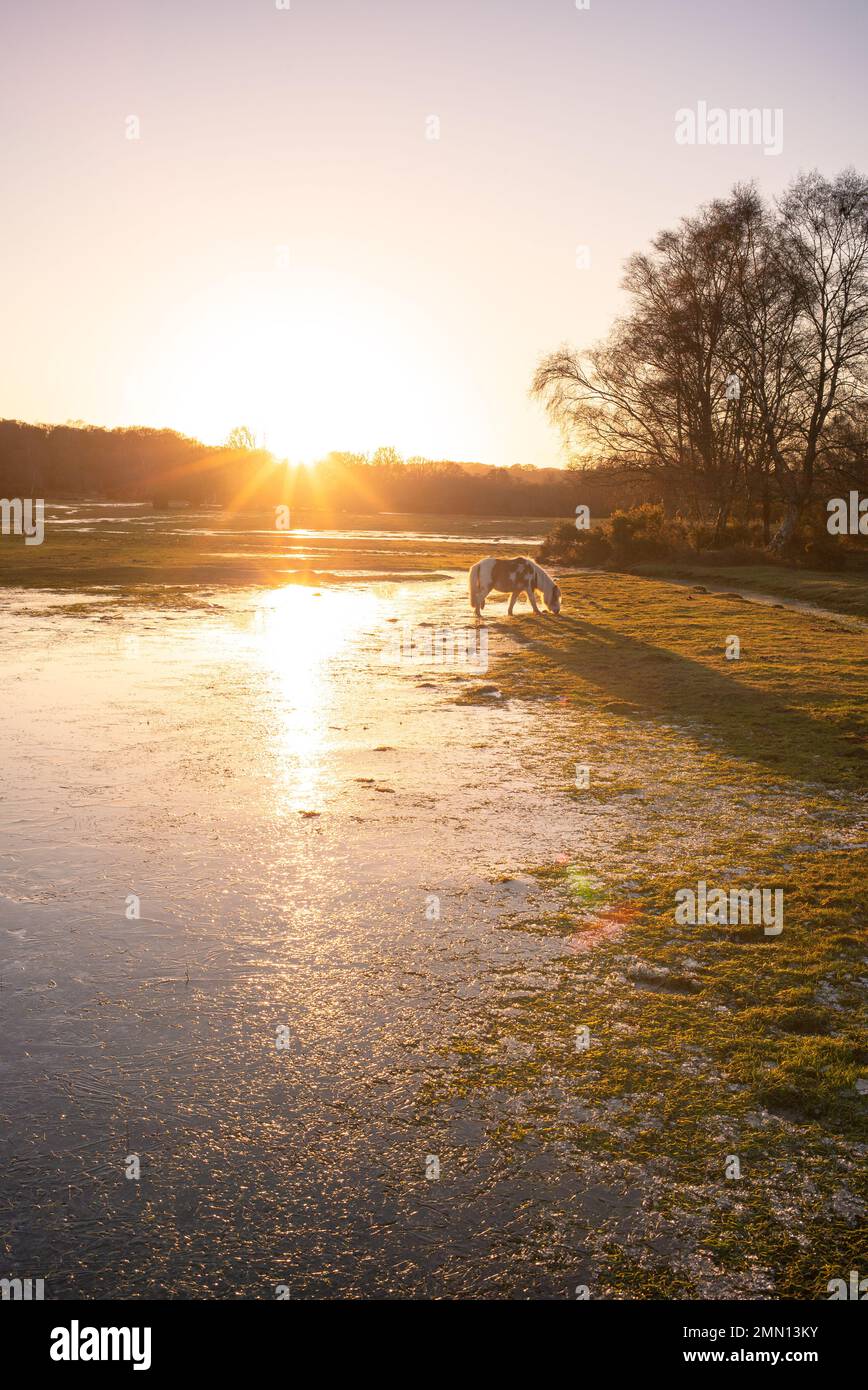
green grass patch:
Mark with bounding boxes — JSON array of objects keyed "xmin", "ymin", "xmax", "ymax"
[{"xmin": 419, "ymin": 569, "xmax": 867, "ymax": 1297}]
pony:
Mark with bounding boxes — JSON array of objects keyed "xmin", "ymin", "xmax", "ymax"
[{"xmin": 469, "ymin": 556, "xmax": 561, "ymax": 617}]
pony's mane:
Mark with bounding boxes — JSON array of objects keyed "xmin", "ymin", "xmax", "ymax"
[{"xmin": 532, "ymin": 559, "xmax": 555, "ymax": 598}]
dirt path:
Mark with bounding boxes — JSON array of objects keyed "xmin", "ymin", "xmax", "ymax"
[{"xmin": 654, "ymin": 573, "xmax": 868, "ymax": 633}]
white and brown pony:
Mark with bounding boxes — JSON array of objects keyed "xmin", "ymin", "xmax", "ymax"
[{"xmin": 469, "ymin": 556, "xmax": 562, "ymax": 618}]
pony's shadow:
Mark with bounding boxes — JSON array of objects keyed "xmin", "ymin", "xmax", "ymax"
[{"xmin": 505, "ymin": 613, "xmax": 860, "ymax": 789}]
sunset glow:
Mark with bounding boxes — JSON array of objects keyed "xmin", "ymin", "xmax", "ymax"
[
  {"xmin": 3, "ymin": 1, "xmax": 864, "ymax": 464},
  {"xmin": 2, "ymin": 0, "xmax": 866, "ymax": 1324},
  {"xmin": 121, "ymin": 271, "xmax": 456, "ymax": 463}
]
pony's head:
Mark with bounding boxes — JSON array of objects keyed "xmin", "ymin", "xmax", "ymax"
[{"xmin": 546, "ymin": 580, "xmax": 562, "ymax": 615}]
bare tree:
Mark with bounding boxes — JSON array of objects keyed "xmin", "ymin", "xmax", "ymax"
[
  {"xmin": 821, "ymin": 402, "xmax": 868, "ymax": 494},
  {"xmin": 532, "ymin": 193, "xmax": 765, "ymax": 538},
  {"xmin": 533, "ymin": 171, "xmax": 868, "ymax": 547},
  {"xmin": 733, "ymin": 170, "xmax": 868, "ymax": 546}
]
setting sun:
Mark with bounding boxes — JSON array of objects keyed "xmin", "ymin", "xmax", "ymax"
[{"xmin": 121, "ymin": 269, "xmax": 463, "ymax": 462}]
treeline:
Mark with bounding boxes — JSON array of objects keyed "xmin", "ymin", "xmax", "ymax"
[
  {"xmin": 0, "ymin": 421, "xmax": 658, "ymax": 517},
  {"xmin": 533, "ymin": 170, "xmax": 868, "ymax": 548}
]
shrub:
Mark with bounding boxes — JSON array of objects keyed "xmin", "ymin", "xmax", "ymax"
[
  {"xmin": 540, "ymin": 504, "xmax": 684, "ymax": 566},
  {"xmin": 538, "ymin": 502, "xmax": 855, "ymax": 570},
  {"xmin": 538, "ymin": 520, "xmax": 613, "ymax": 566},
  {"xmin": 793, "ymin": 511, "xmax": 849, "ymax": 571},
  {"xmin": 607, "ymin": 503, "xmax": 681, "ymax": 562}
]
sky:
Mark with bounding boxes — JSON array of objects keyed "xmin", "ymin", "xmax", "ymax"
[{"xmin": 1, "ymin": 0, "xmax": 866, "ymax": 467}]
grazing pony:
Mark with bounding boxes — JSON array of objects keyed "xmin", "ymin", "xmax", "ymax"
[{"xmin": 469, "ymin": 556, "xmax": 562, "ymax": 618}]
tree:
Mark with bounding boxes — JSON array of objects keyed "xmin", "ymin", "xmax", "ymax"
[
  {"xmin": 225, "ymin": 424, "xmax": 258, "ymax": 451},
  {"xmin": 822, "ymin": 403, "xmax": 868, "ymax": 493},
  {"xmin": 532, "ymin": 171, "xmax": 868, "ymax": 547},
  {"xmin": 532, "ymin": 191, "xmax": 767, "ymax": 538},
  {"xmin": 732, "ymin": 170, "xmax": 868, "ymax": 546}
]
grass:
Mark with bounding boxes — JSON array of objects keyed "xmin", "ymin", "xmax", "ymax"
[
  {"xmin": 420, "ymin": 569, "xmax": 867, "ymax": 1297},
  {"xmin": 635, "ymin": 562, "xmax": 868, "ymax": 622}
]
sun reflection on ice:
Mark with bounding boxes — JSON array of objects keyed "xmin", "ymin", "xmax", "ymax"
[{"xmin": 252, "ymin": 584, "xmax": 382, "ymax": 814}]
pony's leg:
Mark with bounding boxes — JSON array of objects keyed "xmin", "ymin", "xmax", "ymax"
[
  {"xmin": 469, "ymin": 564, "xmax": 483, "ymax": 616},
  {"xmin": 507, "ymin": 589, "xmax": 521, "ymax": 615},
  {"xmin": 527, "ymin": 586, "xmax": 541, "ymax": 614}
]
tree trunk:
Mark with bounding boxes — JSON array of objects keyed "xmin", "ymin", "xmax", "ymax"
[
  {"xmin": 713, "ymin": 502, "xmax": 731, "ymax": 546},
  {"xmin": 770, "ymin": 496, "xmax": 801, "ymax": 550},
  {"xmin": 761, "ymin": 483, "xmax": 771, "ymax": 547}
]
